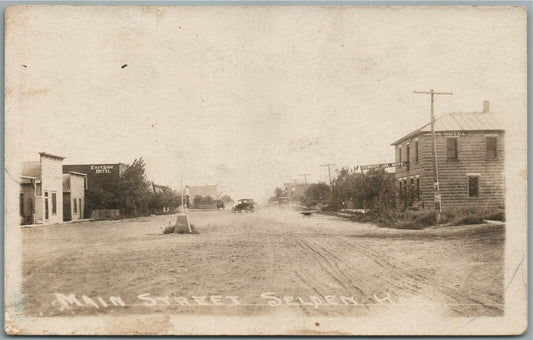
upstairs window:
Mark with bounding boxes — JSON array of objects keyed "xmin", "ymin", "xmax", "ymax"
[
  {"xmin": 447, "ymin": 138, "xmax": 458, "ymax": 160},
  {"xmin": 406, "ymin": 144, "xmax": 410, "ymax": 170},
  {"xmin": 468, "ymin": 176, "xmax": 479, "ymax": 197},
  {"xmin": 409, "ymin": 178, "xmax": 414, "ymax": 203},
  {"xmin": 398, "ymin": 147, "xmax": 402, "ymax": 163},
  {"xmin": 486, "ymin": 136, "xmax": 497, "ymax": 160},
  {"xmin": 415, "ymin": 141, "xmax": 419, "ymax": 162},
  {"xmin": 20, "ymin": 193, "xmax": 24, "ymax": 217}
]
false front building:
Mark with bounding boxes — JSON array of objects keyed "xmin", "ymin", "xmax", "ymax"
[
  {"xmin": 63, "ymin": 172, "xmax": 88, "ymax": 221},
  {"xmin": 392, "ymin": 101, "xmax": 504, "ymax": 211},
  {"xmin": 20, "ymin": 152, "xmax": 66, "ymax": 225}
]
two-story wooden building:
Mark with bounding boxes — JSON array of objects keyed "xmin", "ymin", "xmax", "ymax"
[{"xmin": 392, "ymin": 101, "xmax": 504, "ymax": 211}]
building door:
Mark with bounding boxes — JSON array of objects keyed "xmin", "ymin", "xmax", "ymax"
[
  {"xmin": 73, "ymin": 198, "xmax": 77, "ymax": 219},
  {"xmin": 63, "ymin": 196, "xmax": 71, "ymax": 222},
  {"xmin": 44, "ymin": 191, "xmax": 49, "ymax": 221},
  {"xmin": 78, "ymin": 198, "xmax": 82, "ymax": 218}
]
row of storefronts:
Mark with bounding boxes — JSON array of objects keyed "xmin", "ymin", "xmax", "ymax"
[
  {"xmin": 19, "ymin": 153, "xmax": 128, "ymax": 225},
  {"xmin": 19, "ymin": 155, "xmax": 223, "ymax": 225}
]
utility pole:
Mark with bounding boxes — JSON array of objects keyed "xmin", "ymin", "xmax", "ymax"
[
  {"xmin": 320, "ymin": 163, "xmax": 336, "ymax": 189},
  {"xmin": 181, "ymin": 173, "xmax": 185, "ymax": 212},
  {"xmin": 300, "ymin": 173, "xmax": 311, "ymax": 184},
  {"xmin": 289, "ymin": 179, "xmax": 299, "ymax": 201},
  {"xmin": 413, "ymin": 89, "xmax": 452, "ymax": 224}
]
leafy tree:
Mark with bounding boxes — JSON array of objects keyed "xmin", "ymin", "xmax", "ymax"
[
  {"xmin": 220, "ymin": 195, "xmax": 234, "ymax": 204},
  {"xmin": 149, "ymin": 185, "xmax": 182, "ymax": 213},
  {"xmin": 116, "ymin": 158, "xmax": 151, "ymax": 215},
  {"xmin": 83, "ymin": 157, "xmax": 185, "ymax": 217},
  {"xmin": 299, "ymin": 183, "xmax": 331, "ymax": 208},
  {"xmin": 331, "ymin": 167, "xmax": 395, "ymax": 212},
  {"xmin": 268, "ymin": 187, "xmax": 288, "ymax": 203}
]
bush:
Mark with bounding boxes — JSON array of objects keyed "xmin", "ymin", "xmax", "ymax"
[
  {"xmin": 393, "ymin": 211, "xmax": 438, "ymax": 230},
  {"xmin": 485, "ymin": 211, "xmax": 505, "ymax": 221},
  {"xmin": 325, "ymin": 204, "xmax": 504, "ymax": 230},
  {"xmin": 162, "ymin": 225, "xmax": 175, "ymax": 234},
  {"xmin": 368, "ymin": 206, "xmax": 495, "ymax": 230},
  {"xmin": 446, "ymin": 207, "xmax": 504, "ymax": 225},
  {"xmin": 452, "ymin": 215, "xmax": 484, "ymax": 226},
  {"xmin": 301, "ymin": 183, "xmax": 332, "ymax": 208},
  {"xmin": 331, "ymin": 168, "xmax": 396, "ymax": 212}
]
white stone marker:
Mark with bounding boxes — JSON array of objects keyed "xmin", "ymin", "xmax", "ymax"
[{"xmin": 175, "ymin": 213, "xmax": 192, "ymax": 233}]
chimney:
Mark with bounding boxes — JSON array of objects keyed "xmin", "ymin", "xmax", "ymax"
[{"xmin": 482, "ymin": 100, "xmax": 490, "ymax": 113}]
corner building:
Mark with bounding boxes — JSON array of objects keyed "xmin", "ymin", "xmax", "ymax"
[{"xmin": 391, "ymin": 101, "xmax": 504, "ymax": 211}]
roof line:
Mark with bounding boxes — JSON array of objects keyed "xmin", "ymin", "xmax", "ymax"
[
  {"xmin": 63, "ymin": 163, "xmax": 127, "ymax": 166},
  {"xmin": 39, "ymin": 152, "xmax": 65, "ymax": 160},
  {"xmin": 391, "ymin": 111, "xmax": 503, "ymax": 145},
  {"xmin": 20, "ymin": 175, "xmax": 37, "ymax": 180},
  {"xmin": 68, "ymin": 171, "xmax": 87, "ymax": 176}
]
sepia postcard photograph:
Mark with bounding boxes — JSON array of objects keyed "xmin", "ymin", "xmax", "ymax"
[{"xmin": 3, "ymin": 4, "xmax": 528, "ymax": 335}]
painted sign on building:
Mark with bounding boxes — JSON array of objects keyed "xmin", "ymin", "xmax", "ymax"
[
  {"xmin": 90, "ymin": 165, "xmax": 115, "ymax": 174},
  {"xmin": 357, "ymin": 162, "xmax": 408, "ymax": 171},
  {"xmin": 422, "ymin": 131, "xmax": 467, "ymax": 137}
]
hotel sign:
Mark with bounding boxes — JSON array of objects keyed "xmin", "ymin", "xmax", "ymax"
[
  {"xmin": 357, "ymin": 162, "xmax": 408, "ymax": 170},
  {"xmin": 90, "ymin": 165, "xmax": 115, "ymax": 174},
  {"xmin": 423, "ymin": 131, "xmax": 467, "ymax": 137}
]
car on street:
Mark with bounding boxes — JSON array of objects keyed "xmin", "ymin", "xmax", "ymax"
[{"xmin": 232, "ymin": 199, "xmax": 255, "ymax": 213}]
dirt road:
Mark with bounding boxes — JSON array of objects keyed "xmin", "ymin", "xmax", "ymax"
[{"xmin": 21, "ymin": 207, "xmax": 504, "ymax": 317}]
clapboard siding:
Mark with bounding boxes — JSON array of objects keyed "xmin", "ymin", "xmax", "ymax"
[{"xmin": 394, "ymin": 131, "xmax": 504, "ymax": 210}]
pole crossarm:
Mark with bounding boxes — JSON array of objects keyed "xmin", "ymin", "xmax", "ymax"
[
  {"xmin": 413, "ymin": 91, "xmax": 453, "ymax": 95},
  {"xmin": 320, "ymin": 163, "xmax": 336, "ymax": 189}
]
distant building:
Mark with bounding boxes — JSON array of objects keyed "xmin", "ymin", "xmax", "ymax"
[
  {"xmin": 187, "ymin": 185, "xmax": 219, "ymax": 199},
  {"xmin": 186, "ymin": 185, "xmax": 219, "ymax": 209},
  {"xmin": 20, "ymin": 152, "xmax": 66, "ymax": 225},
  {"xmin": 63, "ymin": 172, "xmax": 87, "ymax": 221},
  {"xmin": 392, "ymin": 101, "xmax": 504, "ymax": 211}
]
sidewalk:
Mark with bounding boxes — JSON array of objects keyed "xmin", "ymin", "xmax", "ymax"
[{"xmin": 20, "ymin": 218, "xmax": 92, "ymax": 228}]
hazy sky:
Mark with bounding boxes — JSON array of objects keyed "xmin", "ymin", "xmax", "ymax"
[{"xmin": 5, "ymin": 6, "xmax": 526, "ymax": 202}]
